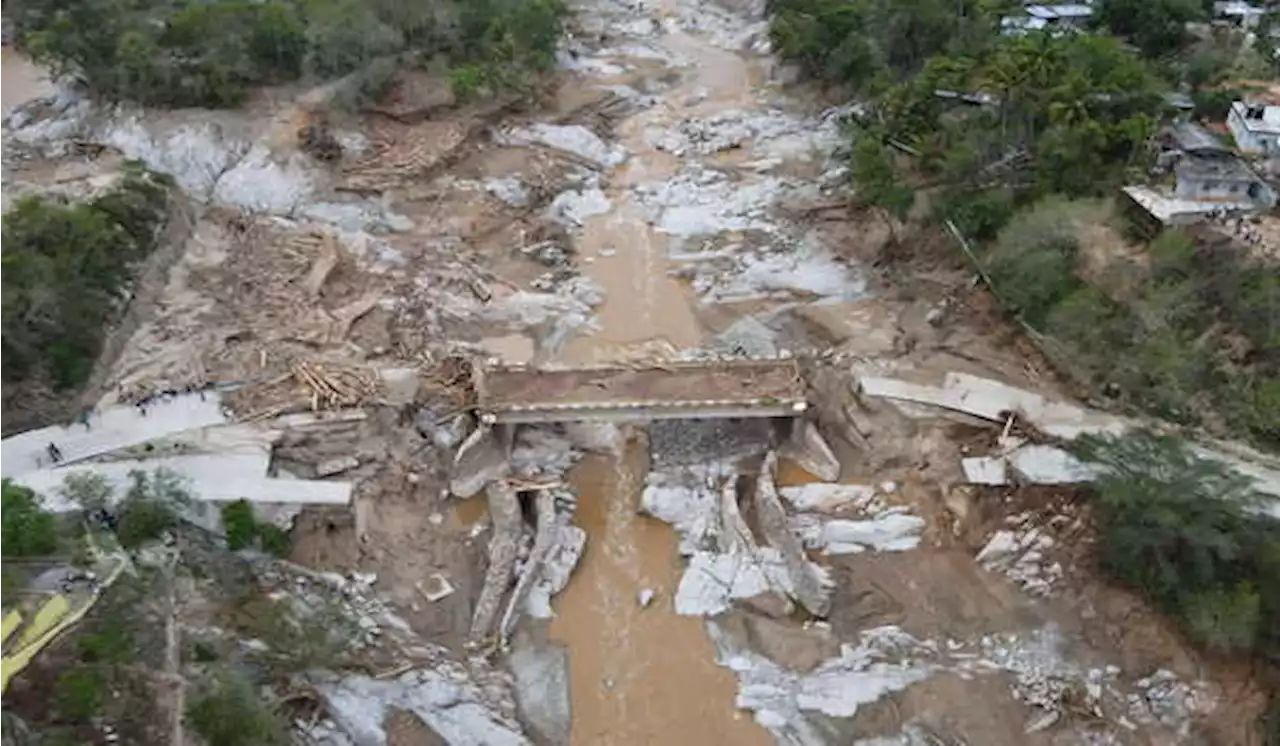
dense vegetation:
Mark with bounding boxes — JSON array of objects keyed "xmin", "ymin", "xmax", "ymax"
[
  {"xmin": 1075, "ymin": 433, "xmax": 1280, "ymax": 658},
  {"xmin": 2, "ymin": 480, "xmax": 61, "ymax": 558},
  {"xmin": 1, "ymin": 165, "xmax": 172, "ymax": 391},
  {"xmin": 771, "ymin": 0, "xmax": 1278, "ymax": 449},
  {"xmin": 987, "ymin": 203, "xmax": 1279, "ymax": 446},
  {"xmin": 770, "ymin": 0, "xmax": 1280, "ymax": 730},
  {"xmin": 12, "ymin": 0, "xmax": 566, "ymax": 108}
]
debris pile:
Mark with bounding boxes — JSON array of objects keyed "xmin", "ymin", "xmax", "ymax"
[
  {"xmin": 709, "ymin": 623, "xmax": 940, "ymax": 745},
  {"xmin": 974, "ymin": 512, "xmax": 1065, "ymax": 597},
  {"xmin": 1128, "ymin": 668, "xmax": 1214, "ymax": 735},
  {"xmin": 780, "ymin": 483, "xmax": 924, "ymax": 556}
]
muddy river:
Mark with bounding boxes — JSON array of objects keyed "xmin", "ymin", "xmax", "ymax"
[{"xmin": 537, "ymin": 0, "xmax": 823, "ymax": 742}]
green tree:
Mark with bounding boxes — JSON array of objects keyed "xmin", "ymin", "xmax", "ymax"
[
  {"xmin": 2, "ymin": 480, "xmax": 59, "ymax": 557},
  {"xmin": 53, "ymin": 668, "xmax": 106, "ymax": 722},
  {"xmin": 1094, "ymin": 0, "xmax": 1205, "ymax": 59},
  {"xmin": 221, "ymin": 500, "xmax": 258, "ymax": 551},
  {"xmin": 186, "ymin": 671, "xmax": 287, "ymax": 746},
  {"xmin": 849, "ymin": 130, "xmax": 916, "ymax": 236},
  {"xmin": 1074, "ymin": 432, "xmax": 1280, "ymax": 654},
  {"xmin": 115, "ymin": 470, "xmax": 191, "ymax": 549}
]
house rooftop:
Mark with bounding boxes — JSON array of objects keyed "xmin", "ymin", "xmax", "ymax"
[
  {"xmin": 1164, "ymin": 121, "xmax": 1232, "ymax": 155},
  {"xmin": 1213, "ymin": 1, "xmax": 1266, "ymax": 15},
  {"xmin": 1176, "ymin": 154, "xmax": 1264, "ymax": 183},
  {"xmin": 1231, "ymin": 100, "xmax": 1280, "ymax": 134},
  {"xmin": 1122, "ymin": 186, "xmax": 1261, "ymax": 225}
]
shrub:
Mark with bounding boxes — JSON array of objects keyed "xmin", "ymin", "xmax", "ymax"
[
  {"xmin": 53, "ymin": 667, "xmax": 106, "ymax": 722},
  {"xmin": 1074, "ymin": 432, "xmax": 1280, "ymax": 655},
  {"xmin": 219, "ymin": 500, "xmax": 292, "ymax": 556},
  {"xmin": 76, "ymin": 616, "xmax": 136, "ymax": 665},
  {"xmin": 221, "ymin": 500, "xmax": 258, "ymax": 551},
  {"xmin": 115, "ymin": 470, "xmax": 191, "ymax": 549},
  {"xmin": 2, "ymin": 480, "xmax": 59, "ymax": 557},
  {"xmin": 257, "ymin": 525, "xmax": 292, "ymax": 558},
  {"xmin": 186, "ymin": 671, "xmax": 286, "ymax": 746}
]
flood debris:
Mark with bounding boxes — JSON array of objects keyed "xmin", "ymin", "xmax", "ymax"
[
  {"xmin": 502, "ymin": 123, "xmax": 627, "ymax": 169},
  {"xmin": 507, "ymin": 632, "xmax": 572, "ymax": 746},
  {"xmin": 469, "ymin": 480, "xmax": 524, "ymax": 646},
  {"xmin": 975, "ymin": 512, "xmax": 1067, "ymax": 597},
  {"xmin": 779, "ymin": 420, "xmax": 840, "ymax": 482},
  {"xmin": 755, "ymin": 452, "xmax": 833, "ymax": 617},
  {"xmin": 311, "ymin": 664, "xmax": 530, "ymax": 746}
]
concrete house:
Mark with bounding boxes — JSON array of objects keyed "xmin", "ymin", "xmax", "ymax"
[
  {"xmin": 1123, "ymin": 121, "xmax": 1276, "ymax": 227},
  {"xmin": 1212, "ymin": 1, "xmax": 1268, "ymax": 29},
  {"xmin": 1001, "ymin": 3, "xmax": 1093, "ymax": 35},
  {"xmin": 1227, "ymin": 100, "xmax": 1280, "ymax": 155},
  {"xmin": 1173, "ymin": 156, "xmax": 1276, "ymax": 205}
]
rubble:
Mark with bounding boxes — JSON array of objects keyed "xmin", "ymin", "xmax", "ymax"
[
  {"xmin": 779, "ymin": 420, "xmax": 840, "ymax": 482},
  {"xmin": 420, "ymin": 573, "xmax": 456, "ymax": 603},
  {"xmin": 709, "ymin": 623, "xmax": 940, "ymax": 746},
  {"xmin": 312, "ymin": 664, "xmax": 530, "ymax": 746},
  {"xmin": 780, "ymin": 482, "xmax": 923, "ymax": 555},
  {"xmin": 469, "ymin": 481, "xmax": 525, "ymax": 645},
  {"xmin": 485, "ymin": 176, "xmax": 531, "ymax": 208},
  {"xmin": 502, "ymin": 123, "xmax": 627, "ymax": 169},
  {"xmin": 755, "ymin": 452, "xmax": 834, "ymax": 616},
  {"xmin": 859, "ymin": 372, "xmax": 1130, "ymax": 439},
  {"xmin": 790, "ymin": 511, "xmax": 924, "ymax": 555},
  {"xmin": 507, "ymin": 635, "xmax": 572, "ymax": 746},
  {"xmin": 547, "ymin": 185, "xmax": 612, "ymax": 226},
  {"xmin": 316, "ymin": 456, "xmax": 360, "ymax": 477},
  {"xmin": 975, "ymin": 514, "xmax": 1064, "ymax": 597}
]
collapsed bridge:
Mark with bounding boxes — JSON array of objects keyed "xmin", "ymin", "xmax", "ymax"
[{"xmin": 473, "ymin": 358, "xmax": 809, "ymax": 424}]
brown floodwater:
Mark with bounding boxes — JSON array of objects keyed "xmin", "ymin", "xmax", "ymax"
[{"xmin": 551, "ymin": 442, "xmax": 771, "ymax": 746}]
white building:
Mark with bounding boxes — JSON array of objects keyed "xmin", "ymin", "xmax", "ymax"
[
  {"xmin": 1001, "ymin": 4, "xmax": 1093, "ymax": 35},
  {"xmin": 1227, "ymin": 101, "xmax": 1280, "ymax": 155},
  {"xmin": 1213, "ymin": 1, "xmax": 1268, "ymax": 29},
  {"xmin": 1174, "ymin": 156, "xmax": 1276, "ymax": 206}
]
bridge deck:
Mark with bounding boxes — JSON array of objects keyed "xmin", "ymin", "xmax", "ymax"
[{"xmin": 476, "ymin": 360, "xmax": 807, "ymax": 423}]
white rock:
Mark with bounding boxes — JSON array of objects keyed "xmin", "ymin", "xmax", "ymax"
[
  {"xmin": 637, "ymin": 589, "xmax": 655, "ymax": 608},
  {"xmin": 976, "ymin": 530, "xmax": 1019, "ymax": 563}
]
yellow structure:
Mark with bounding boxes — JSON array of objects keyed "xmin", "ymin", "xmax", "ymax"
[{"xmin": 1, "ymin": 555, "xmax": 128, "ymax": 693}]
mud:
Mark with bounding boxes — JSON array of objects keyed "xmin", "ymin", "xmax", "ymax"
[
  {"xmin": 1, "ymin": 49, "xmax": 55, "ymax": 115},
  {"xmin": 553, "ymin": 441, "xmax": 772, "ymax": 746},
  {"xmin": 3, "ymin": 0, "xmax": 1270, "ymax": 738}
]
